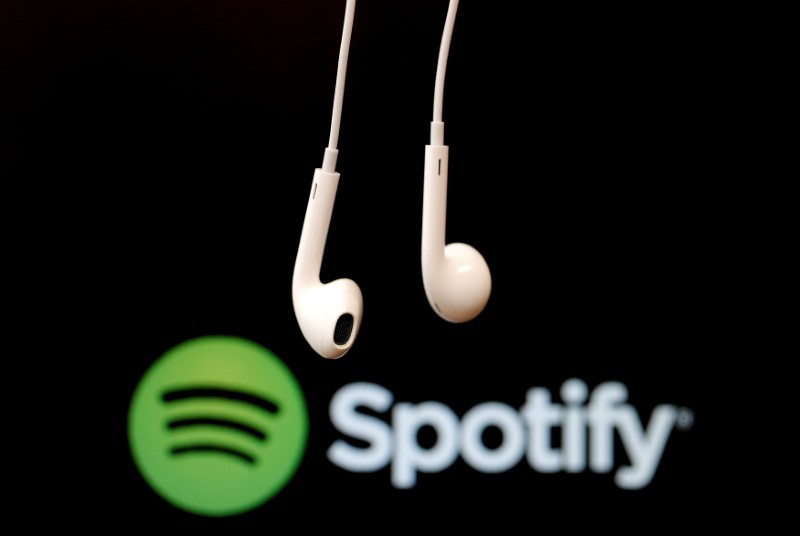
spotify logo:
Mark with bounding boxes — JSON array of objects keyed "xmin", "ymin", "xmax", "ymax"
[{"xmin": 128, "ymin": 336, "xmax": 309, "ymax": 517}]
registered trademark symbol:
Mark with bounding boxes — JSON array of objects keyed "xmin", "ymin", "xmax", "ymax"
[{"xmin": 675, "ymin": 407, "xmax": 694, "ymax": 430}]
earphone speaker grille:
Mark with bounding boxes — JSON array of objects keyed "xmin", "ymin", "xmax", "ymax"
[{"xmin": 333, "ymin": 314, "xmax": 354, "ymax": 346}]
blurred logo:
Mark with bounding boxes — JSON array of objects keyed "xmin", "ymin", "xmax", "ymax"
[
  {"xmin": 128, "ymin": 336, "xmax": 308, "ymax": 517},
  {"xmin": 328, "ymin": 379, "xmax": 691, "ymax": 489}
]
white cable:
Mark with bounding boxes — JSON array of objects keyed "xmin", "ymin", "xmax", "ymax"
[
  {"xmin": 323, "ymin": 0, "xmax": 356, "ymax": 173},
  {"xmin": 431, "ymin": 0, "xmax": 458, "ymax": 146}
]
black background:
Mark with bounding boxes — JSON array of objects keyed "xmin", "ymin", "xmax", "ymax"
[{"xmin": 4, "ymin": 0, "xmax": 726, "ymax": 530}]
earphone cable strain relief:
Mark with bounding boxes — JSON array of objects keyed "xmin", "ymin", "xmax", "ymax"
[{"xmin": 430, "ymin": 121, "xmax": 445, "ymax": 147}]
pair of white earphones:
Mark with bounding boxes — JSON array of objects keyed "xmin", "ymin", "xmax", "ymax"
[{"xmin": 293, "ymin": 0, "xmax": 491, "ymax": 359}]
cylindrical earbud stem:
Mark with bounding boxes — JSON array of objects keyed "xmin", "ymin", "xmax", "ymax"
[
  {"xmin": 421, "ymin": 143, "xmax": 491, "ymax": 323},
  {"xmin": 293, "ymin": 167, "xmax": 363, "ymax": 359},
  {"xmin": 294, "ymin": 168, "xmax": 340, "ymax": 290}
]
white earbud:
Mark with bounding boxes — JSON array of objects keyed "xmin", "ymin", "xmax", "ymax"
[
  {"xmin": 293, "ymin": 1, "xmax": 362, "ymax": 359},
  {"xmin": 293, "ymin": 149, "xmax": 363, "ymax": 359},
  {"xmin": 422, "ymin": 129, "xmax": 491, "ymax": 323},
  {"xmin": 421, "ymin": 0, "xmax": 491, "ymax": 323}
]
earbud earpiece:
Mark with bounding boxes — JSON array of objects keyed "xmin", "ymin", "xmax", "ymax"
[
  {"xmin": 293, "ymin": 158, "xmax": 363, "ymax": 359},
  {"xmin": 422, "ymin": 132, "xmax": 491, "ymax": 323},
  {"xmin": 421, "ymin": 0, "xmax": 491, "ymax": 323}
]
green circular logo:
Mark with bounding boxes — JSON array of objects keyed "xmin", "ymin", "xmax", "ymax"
[{"xmin": 128, "ymin": 336, "xmax": 308, "ymax": 517}]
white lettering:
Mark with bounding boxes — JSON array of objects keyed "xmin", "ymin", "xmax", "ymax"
[
  {"xmin": 615, "ymin": 404, "xmax": 678, "ymax": 489},
  {"xmin": 461, "ymin": 402, "xmax": 525, "ymax": 473},
  {"xmin": 392, "ymin": 402, "xmax": 459, "ymax": 488},
  {"xmin": 328, "ymin": 379, "xmax": 680, "ymax": 490},
  {"xmin": 327, "ymin": 382, "xmax": 393, "ymax": 472}
]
